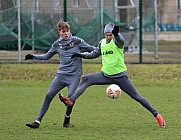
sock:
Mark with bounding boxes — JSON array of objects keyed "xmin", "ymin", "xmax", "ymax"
[
  {"xmin": 35, "ymin": 120, "xmax": 40, "ymax": 124},
  {"xmin": 65, "ymin": 115, "xmax": 70, "ymax": 118},
  {"xmin": 154, "ymin": 113, "xmax": 159, "ymax": 118}
]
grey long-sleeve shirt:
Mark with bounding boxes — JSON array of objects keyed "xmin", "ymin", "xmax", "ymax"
[
  {"xmin": 81, "ymin": 33, "xmax": 125, "ymax": 59},
  {"xmin": 33, "ymin": 35, "xmax": 96, "ymax": 75}
]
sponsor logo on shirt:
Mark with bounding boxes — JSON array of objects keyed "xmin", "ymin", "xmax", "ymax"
[
  {"xmin": 70, "ymin": 42, "xmax": 74, "ymax": 47},
  {"xmin": 102, "ymin": 50, "xmax": 113, "ymax": 55},
  {"xmin": 59, "ymin": 44, "xmax": 62, "ymax": 48}
]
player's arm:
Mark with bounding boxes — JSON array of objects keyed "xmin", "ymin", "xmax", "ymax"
[
  {"xmin": 114, "ymin": 34, "xmax": 125, "ymax": 49},
  {"xmin": 81, "ymin": 45, "xmax": 101, "ymax": 59},
  {"xmin": 112, "ymin": 25, "xmax": 125, "ymax": 49},
  {"xmin": 73, "ymin": 37, "xmax": 96, "ymax": 52},
  {"xmin": 25, "ymin": 44, "xmax": 56, "ymax": 60},
  {"xmin": 34, "ymin": 46, "xmax": 56, "ymax": 60},
  {"xmin": 71, "ymin": 43, "xmax": 101, "ymax": 59}
]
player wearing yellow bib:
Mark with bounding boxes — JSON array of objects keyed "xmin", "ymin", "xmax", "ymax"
[
  {"xmin": 59, "ymin": 23, "xmax": 166, "ymax": 128},
  {"xmin": 101, "ymin": 38, "xmax": 127, "ymax": 75}
]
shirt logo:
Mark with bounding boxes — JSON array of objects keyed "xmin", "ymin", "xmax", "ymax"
[
  {"xmin": 102, "ymin": 50, "xmax": 113, "ymax": 55},
  {"xmin": 70, "ymin": 42, "xmax": 74, "ymax": 47},
  {"xmin": 59, "ymin": 44, "xmax": 62, "ymax": 48}
]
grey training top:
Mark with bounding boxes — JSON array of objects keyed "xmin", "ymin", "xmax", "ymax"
[
  {"xmin": 33, "ymin": 35, "xmax": 96, "ymax": 75},
  {"xmin": 81, "ymin": 33, "xmax": 125, "ymax": 58}
]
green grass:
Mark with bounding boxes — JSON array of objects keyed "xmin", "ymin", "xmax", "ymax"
[{"xmin": 0, "ymin": 64, "xmax": 181, "ymax": 140}]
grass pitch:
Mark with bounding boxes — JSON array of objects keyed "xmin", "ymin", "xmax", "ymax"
[{"xmin": 0, "ymin": 64, "xmax": 181, "ymax": 140}]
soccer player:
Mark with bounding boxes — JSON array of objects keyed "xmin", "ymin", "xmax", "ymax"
[
  {"xmin": 25, "ymin": 21, "xmax": 96, "ymax": 128},
  {"xmin": 59, "ymin": 22, "xmax": 166, "ymax": 128}
]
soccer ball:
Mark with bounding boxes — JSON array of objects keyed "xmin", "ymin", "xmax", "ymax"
[{"xmin": 106, "ymin": 84, "xmax": 121, "ymax": 99}]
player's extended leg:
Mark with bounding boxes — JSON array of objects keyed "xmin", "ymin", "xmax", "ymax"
[
  {"xmin": 115, "ymin": 76, "xmax": 158, "ymax": 116},
  {"xmin": 70, "ymin": 72, "xmax": 113, "ymax": 103},
  {"xmin": 63, "ymin": 75, "xmax": 81, "ymax": 127},
  {"xmin": 26, "ymin": 74, "xmax": 65, "ymax": 128},
  {"xmin": 59, "ymin": 72, "xmax": 116, "ymax": 106},
  {"xmin": 59, "ymin": 72, "xmax": 113, "ymax": 106},
  {"xmin": 115, "ymin": 75, "xmax": 165, "ymax": 128}
]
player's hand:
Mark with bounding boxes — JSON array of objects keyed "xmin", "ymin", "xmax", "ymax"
[
  {"xmin": 112, "ymin": 25, "xmax": 119, "ymax": 36},
  {"xmin": 25, "ymin": 54, "xmax": 34, "ymax": 60},
  {"xmin": 71, "ymin": 53, "xmax": 83, "ymax": 59}
]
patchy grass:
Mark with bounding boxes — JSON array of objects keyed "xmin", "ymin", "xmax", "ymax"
[
  {"xmin": 0, "ymin": 64, "xmax": 180, "ymax": 87},
  {"xmin": 0, "ymin": 64, "xmax": 181, "ymax": 139}
]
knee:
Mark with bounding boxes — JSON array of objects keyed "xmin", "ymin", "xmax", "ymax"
[
  {"xmin": 45, "ymin": 92, "xmax": 54, "ymax": 101},
  {"xmin": 82, "ymin": 75, "xmax": 89, "ymax": 83},
  {"xmin": 78, "ymin": 75, "xmax": 91, "ymax": 88}
]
